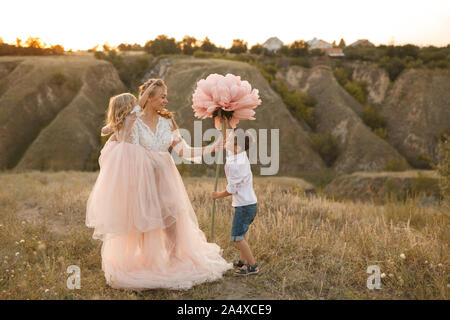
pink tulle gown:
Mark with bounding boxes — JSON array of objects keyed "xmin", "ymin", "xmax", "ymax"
[{"xmin": 86, "ymin": 109, "xmax": 232, "ymax": 290}]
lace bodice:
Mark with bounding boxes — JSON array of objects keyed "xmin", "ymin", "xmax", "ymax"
[
  {"xmin": 106, "ymin": 106, "xmax": 223, "ymax": 162},
  {"xmin": 129, "ymin": 116, "xmax": 174, "ymax": 152}
]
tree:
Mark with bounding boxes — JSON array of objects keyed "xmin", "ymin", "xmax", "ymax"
[
  {"xmin": 145, "ymin": 35, "xmax": 181, "ymax": 56},
  {"xmin": 16, "ymin": 38, "xmax": 22, "ymax": 47},
  {"xmin": 200, "ymin": 37, "xmax": 217, "ymax": 52},
  {"xmin": 229, "ymin": 39, "xmax": 247, "ymax": 54},
  {"xmin": 180, "ymin": 36, "xmax": 199, "ymax": 55},
  {"xmin": 250, "ymin": 44, "xmax": 263, "ymax": 55},
  {"xmin": 378, "ymin": 56, "xmax": 406, "ymax": 81},
  {"xmin": 88, "ymin": 45, "xmax": 99, "ymax": 52},
  {"xmin": 49, "ymin": 44, "xmax": 64, "ymax": 54},
  {"xmin": 338, "ymin": 38, "xmax": 346, "ymax": 48},
  {"xmin": 25, "ymin": 37, "xmax": 43, "ymax": 48},
  {"xmin": 289, "ymin": 40, "xmax": 308, "ymax": 57},
  {"xmin": 279, "ymin": 45, "xmax": 289, "ymax": 56},
  {"xmin": 103, "ymin": 43, "xmax": 111, "ymax": 52},
  {"xmin": 118, "ymin": 43, "xmax": 143, "ymax": 51}
]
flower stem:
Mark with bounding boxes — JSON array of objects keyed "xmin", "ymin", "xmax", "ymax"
[{"xmin": 211, "ymin": 117, "xmax": 226, "ymax": 240}]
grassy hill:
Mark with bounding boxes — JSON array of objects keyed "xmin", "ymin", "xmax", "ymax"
[
  {"xmin": 0, "ymin": 55, "xmax": 125, "ymax": 170},
  {"xmin": 323, "ymin": 170, "xmax": 441, "ymax": 204},
  {"xmin": 276, "ymin": 65, "xmax": 410, "ymax": 173},
  {"xmin": 0, "ymin": 171, "xmax": 447, "ymax": 299},
  {"xmin": 347, "ymin": 61, "xmax": 450, "ymax": 168}
]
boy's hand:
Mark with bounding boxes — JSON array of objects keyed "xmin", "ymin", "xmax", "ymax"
[
  {"xmin": 211, "ymin": 191, "xmax": 221, "ymax": 200},
  {"xmin": 213, "ymin": 135, "xmax": 226, "ymax": 151}
]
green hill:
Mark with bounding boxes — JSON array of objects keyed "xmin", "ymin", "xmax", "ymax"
[{"xmin": 0, "ymin": 55, "xmax": 125, "ymax": 170}]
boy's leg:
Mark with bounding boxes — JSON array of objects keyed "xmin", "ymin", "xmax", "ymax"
[
  {"xmin": 238, "ymin": 245, "xmax": 246, "ymax": 263},
  {"xmin": 237, "ymin": 236, "xmax": 247, "ymax": 263},
  {"xmin": 235, "ymin": 239, "xmax": 256, "ymax": 266}
]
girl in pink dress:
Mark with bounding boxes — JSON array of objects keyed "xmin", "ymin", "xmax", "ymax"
[{"xmin": 86, "ymin": 79, "xmax": 232, "ymax": 290}]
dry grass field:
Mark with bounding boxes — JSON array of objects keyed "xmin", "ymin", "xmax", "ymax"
[{"xmin": 0, "ymin": 171, "xmax": 448, "ymax": 300}]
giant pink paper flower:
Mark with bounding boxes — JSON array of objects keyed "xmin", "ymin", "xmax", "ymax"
[{"xmin": 192, "ymin": 73, "xmax": 262, "ymax": 130}]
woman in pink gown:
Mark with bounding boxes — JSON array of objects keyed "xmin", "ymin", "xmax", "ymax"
[{"xmin": 86, "ymin": 79, "xmax": 232, "ymax": 290}]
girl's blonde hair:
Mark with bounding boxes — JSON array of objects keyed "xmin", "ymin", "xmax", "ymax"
[
  {"xmin": 139, "ymin": 78, "xmax": 178, "ymax": 129},
  {"xmin": 105, "ymin": 93, "xmax": 137, "ymax": 132}
]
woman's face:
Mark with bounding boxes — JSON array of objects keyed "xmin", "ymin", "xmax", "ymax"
[{"xmin": 145, "ymin": 86, "xmax": 168, "ymax": 112}]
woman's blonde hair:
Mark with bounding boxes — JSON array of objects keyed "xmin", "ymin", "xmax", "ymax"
[
  {"xmin": 105, "ymin": 93, "xmax": 137, "ymax": 132},
  {"xmin": 139, "ymin": 78, "xmax": 178, "ymax": 129}
]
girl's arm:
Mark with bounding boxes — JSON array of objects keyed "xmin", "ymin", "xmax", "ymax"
[
  {"xmin": 101, "ymin": 125, "xmax": 114, "ymax": 136},
  {"xmin": 107, "ymin": 84, "xmax": 157, "ymax": 140}
]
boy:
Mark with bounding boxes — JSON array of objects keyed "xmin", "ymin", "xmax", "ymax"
[{"xmin": 211, "ymin": 128, "xmax": 259, "ymax": 275}]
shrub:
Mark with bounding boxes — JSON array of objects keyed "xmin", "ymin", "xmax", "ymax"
[
  {"xmin": 275, "ymin": 80, "xmax": 317, "ymax": 129},
  {"xmin": 333, "ymin": 66, "xmax": 353, "ymax": 86},
  {"xmin": 51, "ymin": 72, "xmax": 66, "ymax": 86},
  {"xmin": 290, "ymin": 57, "xmax": 311, "ymax": 68},
  {"xmin": 384, "ymin": 158, "xmax": 409, "ymax": 171},
  {"xmin": 343, "ymin": 46, "xmax": 381, "ymax": 61},
  {"xmin": 193, "ymin": 50, "xmax": 215, "ymax": 59},
  {"xmin": 310, "ymin": 131, "xmax": 340, "ymax": 166},
  {"xmin": 344, "ymin": 81, "xmax": 366, "ymax": 104},
  {"xmin": 333, "ymin": 68, "xmax": 368, "ymax": 106},
  {"xmin": 373, "ymin": 127, "xmax": 388, "ymax": 140},
  {"xmin": 362, "ymin": 105, "xmax": 386, "ymax": 130},
  {"xmin": 416, "ymin": 153, "xmax": 434, "ymax": 169},
  {"xmin": 378, "ymin": 56, "xmax": 406, "ymax": 81},
  {"xmin": 262, "ymin": 64, "xmax": 277, "ymax": 78},
  {"xmin": 411, "ymin": 172, "xmax": 439, "ymax": 197},
  {"xmin": 260, "ymin": 68, "xmax": 273, "ymax": 83}
]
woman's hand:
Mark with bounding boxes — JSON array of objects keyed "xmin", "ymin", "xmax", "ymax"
[{"xmin": 137, "ymin": 83, "xmax": 156, "ymax": 108}]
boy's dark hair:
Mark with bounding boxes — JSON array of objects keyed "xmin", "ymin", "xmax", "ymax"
[{"xmin": 233, "ymin": 128, "xmax": 252, "ymax": 151}]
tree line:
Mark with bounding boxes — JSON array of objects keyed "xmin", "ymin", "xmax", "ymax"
[{"xmin": 0, "ymin": 37, "xmax": 64, "ymax": 56}]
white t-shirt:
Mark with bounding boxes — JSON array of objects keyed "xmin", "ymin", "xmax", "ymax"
[{"xmin": 225, "ymin": 150, "xmax": 258, "ymax": 207}]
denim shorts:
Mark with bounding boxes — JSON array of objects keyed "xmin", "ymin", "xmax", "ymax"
[{"xmin": 230, "ymin": 203, "xmax": 257, "ymax": 242}]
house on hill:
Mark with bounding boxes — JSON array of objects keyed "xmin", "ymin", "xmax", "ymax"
[
  {"xmin": 307, "ymin": 37, "xmax": 344, "ymax": 57},
  {"xmin": 324, "ymin": 47, "xmax": 344, "ymax": 57},
  {"xmin": 262, "ymin": 37, "xmax": 284, "ymax": 51},
  {"xmin": 349, "ymin": 39, "xmax": 375, "ymax": 47},
  {"xmin": 307, "ymin": 37, "xmax": 333, "ymax": 50}
]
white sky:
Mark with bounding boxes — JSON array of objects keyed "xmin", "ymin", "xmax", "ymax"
[{"xmin": 1, "ymin": 0, "xmax": 449, "ymax": 50}]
